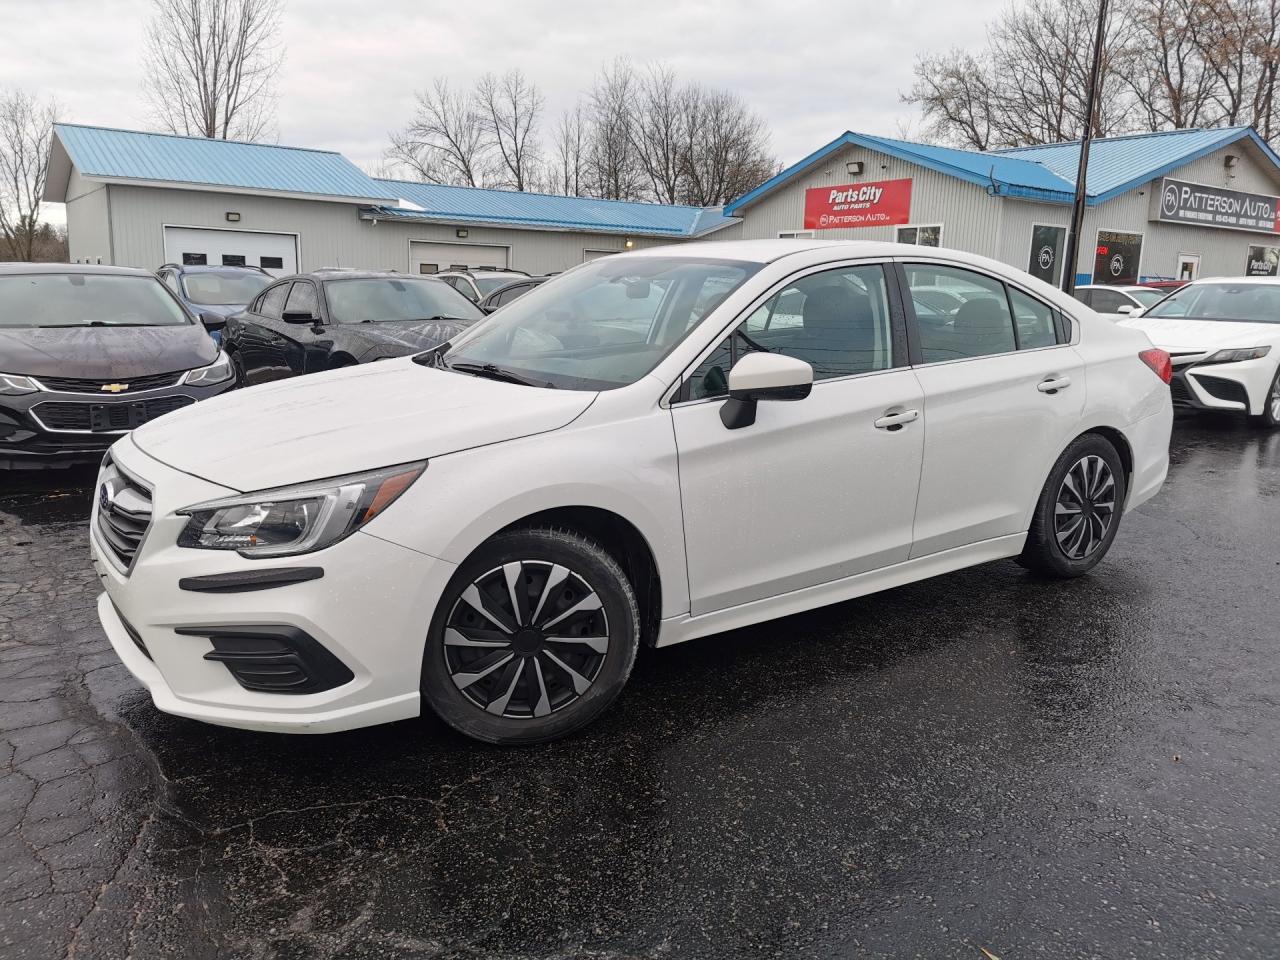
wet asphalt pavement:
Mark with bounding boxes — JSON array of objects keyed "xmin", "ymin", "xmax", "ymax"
[{"xmin": 2, "ymin": 416, "xmax": 1279, "ymax": 960}]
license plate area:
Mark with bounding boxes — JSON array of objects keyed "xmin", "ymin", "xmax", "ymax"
[{"xmin": 90, "ymin": 403, "xmax": 142, "ymax": 432}]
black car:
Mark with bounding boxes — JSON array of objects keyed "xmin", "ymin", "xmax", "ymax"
[
  {"xmin": 477, "ymin": 275, "xmax": 549, "ymax": 313},
  {"xmin": 223, "ymin": 270, "xmax": 485, "ymax": 386},
  {"xmin": 0, "ymin": 263, "xmax": 235, "ymax": 469}
]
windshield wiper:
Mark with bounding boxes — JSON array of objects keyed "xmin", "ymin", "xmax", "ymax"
[{"xmin": 446, "ymin": 361, "xmax": 555, "ymax": 388}]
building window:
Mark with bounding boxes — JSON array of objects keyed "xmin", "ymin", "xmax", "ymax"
[
  {"xmin": 418, "ymin": 263, "xmax": 438, "ymax": 274},
  {"xmin": 896, "ymin": 224, "xmax": 942, "ymax": 247},
  {"xmin": 1247, "ymin": 245, "xmax": 1279, "ymax": 277},
  {"xmin": 182, "ymin": 252, "xmax": 207, "ymax": 265},
  {"xmin": 221, "ymin": 254, "xmax": 246, "ymax": 267},
  {"xmin": 1093, "ymin": 230, "xmax": 1143, "ymax": 285},
  {"xmin": 260, "ymin": 256, "xmax": 284, "ymax": 270},
  {"xmin": 1027, "ymin": 224, "xmax": 1066, "ymax": 285},
  {"xmin": 778, "ymin": 230, "xmax": 816, "ymax": 239}
]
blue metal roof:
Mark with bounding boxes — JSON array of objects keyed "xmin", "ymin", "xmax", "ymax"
[
  {"xmin": 724, "ymin": 126, "xmax": 1280, "ymax": 213},
  {"xmin": 371, "ymin": 179, "xmax": 737, "ymax": 237},
  {"xmin": 52, "ymin": 123, "xmax": 396, "ymax": 201}
]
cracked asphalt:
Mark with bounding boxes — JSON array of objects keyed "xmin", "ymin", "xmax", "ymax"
[{"xmin": 2, "ymin": 414, "xmax": 1279, "ymax": 959}]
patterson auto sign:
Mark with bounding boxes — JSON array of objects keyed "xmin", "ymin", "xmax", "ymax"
[
  {"xmin": 803, "ymin": 178, "xmax": 912, "ymax": 230},
  {"xmin": 1154, "ymin": 177, "xmax": 1280, "ymax": 233}
]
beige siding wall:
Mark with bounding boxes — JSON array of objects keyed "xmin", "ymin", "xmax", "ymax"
[
  {"xmin": 101, "ymin": 183, "xmax": 674, "ymax": 275},
  {"xmin": 731, "ymin": 144, "xmax": 1002, "ymax": 251},
  {"xmin": 64, "ymin": 169, "xmax": 112, "ymax": 264},
  {"xmin": 995, "ymin": 141, "xmax": 1280, "ymax": 282}
]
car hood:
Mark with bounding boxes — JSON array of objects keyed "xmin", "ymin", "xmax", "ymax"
[
  {"xmin": 129, "ymin": 357, "xmax": 597, "ymax": 491},
  {"xmin": 1119, "ymin": 316, "xmax": 1280, "ymax": 351},
  {"xmin": 333, "ymin": 319, "xmax": 479, "ymax": 362},
  {"xmin": 0, "ymin": 324, "xmax": 217, "ymax": 379},
  {"xmin": 192, "ymin": 303, "xmax": 244, "ymax": 318}
]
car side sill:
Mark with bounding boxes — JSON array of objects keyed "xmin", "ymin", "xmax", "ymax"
[{"xmin": 654, "ymin": 533, "xmax": 1027, "ymax": 647}]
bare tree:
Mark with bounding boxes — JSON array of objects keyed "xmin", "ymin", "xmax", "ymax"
[
  {"xmin": 1119, "ymin": 0, "xmax": 1220, "ymax": 130},
  {"xmin": 679, "ymin": 87, "xmax": 776, "ymax": 206},
  {"xmin": 475, "ymin": 70, "xmax": 543, "ymax": 191},
  {"xmin": 143, "ymin": 0, "xmax": 282, "ymax": 141},
  {"xmin": 585, "ymin": 59, "xmax": 647, "ymax": 200},
  {"xmin": 549, "ymin": 102, "xmax": 588, "ymax": 197},
  {"xmin": 906, "ymin": 50, "xmax": 998, "ymax": 149},
  {"xmin": 0, "ymin": 90, "xmax": 60, "ymax": 262},
  {"xmin": 630, "ymin": 63, "xmax": 686, "ymax": 204},
  {"xmin": 386, "ymin": 79, "xmax": 490, "ymax": 186}
]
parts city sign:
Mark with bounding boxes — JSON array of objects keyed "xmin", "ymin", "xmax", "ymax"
[
  {"xmin": 803, "ymin": 178, "xmax": 912, "ymax": 230},
  {"xmin": 1154, "ymin": 177, "xmax": 1280, "ymax": 234}
]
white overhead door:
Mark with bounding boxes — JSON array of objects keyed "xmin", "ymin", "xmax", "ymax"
[
  {"xmin": 410, "ymin": 241, "xmax": 507, "ymax": 275},
  {"xmin": 163, "ymin": 226, "xmax": 299, "ymax": 277}
]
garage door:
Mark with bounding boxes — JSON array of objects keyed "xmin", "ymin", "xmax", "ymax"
[
  {"xmin": 163, "ymin": 227, "xmax": 299, "ymax": 277},
  {"xmin": 410, "ymin": 241, "xmax": 507, "ymax": 275}
]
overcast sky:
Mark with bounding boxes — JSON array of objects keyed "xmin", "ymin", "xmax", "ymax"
[{"xmin": 0, "ymin": 0, "xmax": 1000, "ymax": 222}]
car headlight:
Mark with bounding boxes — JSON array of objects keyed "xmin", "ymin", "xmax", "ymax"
[
  {"xmin": 0, "ymin": 373, "xmax": 39, "ymax": 396},
  {"xmin": 182, "ymin": 352, "xmax": 234, "ymax": 387},
  {"xmin": 177, "ymin": 462, "xmax": 426, "ymax": 558},
  {"xmin": 1202, "ymin": 346, "xmax": 1272, "ymax": 364}
]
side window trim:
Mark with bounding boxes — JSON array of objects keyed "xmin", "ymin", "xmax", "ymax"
[{"xmin": 670, "ymin": 258, "xmax": 906, "ymax": 406}]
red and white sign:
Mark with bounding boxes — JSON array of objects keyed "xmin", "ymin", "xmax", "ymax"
[{"xmin": 803, "ymin": 178, "xmax": 913, "ymax": 231}]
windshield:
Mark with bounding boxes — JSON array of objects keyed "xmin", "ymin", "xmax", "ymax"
[
  {"xmin": 325, "ymin": 277, "xmax": 485, "ymax": 324},
  {"xmin": 180, "ymin": 271, "xmax": 271, "ymax": 305},
  {"xmin": 0, "ymin": 273, "xmax": 192, "ymax": 328},
  {"xmin": 475, "ymin": 276, "xmax": 520, "ymax": 296},
  {"xmin": 1129, "ymin": 288, "xmax": 1166, "ymax": 307},
  {"xmin": 443, "ymin": 255, "xmax": 761, "ymax": 390},
  {"xmin": 1144, "ymin": 282, "xmax": 1280, "ymax": 323}
]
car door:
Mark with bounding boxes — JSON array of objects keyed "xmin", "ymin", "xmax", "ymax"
[
  {"xmin": 671, "ymin": 261, "xmax": 925, "ymax": 617},
  {"xmin": 277, "ymin": 279, "xmax": 332, "ymax": 376},
  {"xmin": 236, "ymin": 281, "xmax": 292, "ymax": 384},
  {"xmin": 901, "ymin": 261, "xmax": 1085, "ymax": 558}
]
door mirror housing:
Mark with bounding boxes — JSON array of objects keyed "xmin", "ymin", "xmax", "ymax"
[
  {"xmin": 282, "ymin": 310, "xmax": 318, "ymax": 324},
  {"xmin": 1115, "ymin": 304, "xmax": 1135, "ymax": 315},
  {"xmin": 720, "ymin": 352, "xmax": 813, "ymax": 429},
  {"xmin": 198, "ymin": 310, "xmax": 227, "ymax": 332}
]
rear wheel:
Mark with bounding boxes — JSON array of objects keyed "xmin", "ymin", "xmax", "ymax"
[
  {"xmin": 1019, "ymin": 434, "xmax": 1127, "ymax": 578},
  {"xmin": 421, "ymin": 527, "xmax": 640, "ymax": 745},
  {"xmin": 1250, "ymin": 366, "xmax": 1280, "ymax": 428}
]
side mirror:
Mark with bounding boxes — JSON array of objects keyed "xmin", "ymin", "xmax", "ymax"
[
  {"xmin": 198, "ymin": 310, "xmax": 227, "ymax": 332},
  {"xmin": 481, "ymin": 303, "xmax": 500, "ymax": 315},
  {"xmin": 1115, "ymin": 304, "xmax": 1135, "ymax": 315},
  {"xmin": 720, "ymin": 352, "xmax": 813, "ymax": 430},
  {"xmin": 281, "ymin": 310, "xmax": 318, "ymax": 324}
]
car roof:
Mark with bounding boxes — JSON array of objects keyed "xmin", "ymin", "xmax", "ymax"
[
  {"xmin": 0, "ymin": 261, "xmax": 153, "ymax": 277},
  {"xmin": 1077, "ymin": 285, "xmax": 1151, "ymax": 292},
  {"xmin": 284, "ymin": 270, "xmax": 445, "ymax": 283},
  {"xmin": 167, "ymin": 264, "xmax": 268, "ymax": 275},
  {"xmin": 1180, "ymin": 275, "xmax": 1280, "ymax": 285}
]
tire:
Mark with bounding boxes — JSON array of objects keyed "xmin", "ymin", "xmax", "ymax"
[
  {"xmin": 1249, "ymin": 365, "xmax": 1280, "ymax": 429},
  {"xmin": 1018, "ymin": 434, "xmax": 1128, "ymax": 578},
  {"xmin": 421, "ymin": 526, "xmax": 640, "ymax": 745}
]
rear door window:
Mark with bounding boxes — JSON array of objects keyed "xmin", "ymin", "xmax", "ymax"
[
  {"xmin": 257, "ymin": 283, "xmax": 290, "ymax": 319},
  {"xmin": 904, "ymin": 264, "xmax": 1017, "ymax": 362},
  {"xmin": 1008, "ymin": 287, "xmax": 1058, "ymax": 349}
]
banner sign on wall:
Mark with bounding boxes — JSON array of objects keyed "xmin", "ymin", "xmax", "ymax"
[
  {"xmin": 803, "ymin": 178, "xmax": 912, "ymax": 230},
  {"xmin": 1246, "ymin": 245, "xmax": 1280, "ymax": 276},
  {"xmin": 1154, "ymin": 177, "xmax": 1280, "ymax": 233}
]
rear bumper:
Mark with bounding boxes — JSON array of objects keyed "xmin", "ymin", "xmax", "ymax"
[{"xmin": 1125, "ymin": 406, "xmax": 1172, "ymax": 513}]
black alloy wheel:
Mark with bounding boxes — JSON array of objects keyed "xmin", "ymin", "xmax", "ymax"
[
  {"xmin": 422, "ymin": 527, "xmax": 639, "ymax": 744},
  {"xmin": 1053, "ymin": 454, "xmax": 1116, "ymax": 560}
]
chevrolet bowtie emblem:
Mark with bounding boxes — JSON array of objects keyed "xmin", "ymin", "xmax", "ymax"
[{"xmin": 100, "ymin": 383, "xmax": 129, "ymax": 393}]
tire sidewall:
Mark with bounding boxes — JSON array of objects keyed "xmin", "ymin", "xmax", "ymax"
[
  {"xmin": 421, "ymin": 529, "xmax": 639, "ymax": 745},
  {"xmin": 1034, "ymin": 435, "xmax": 1128, "ymax": 576},
  {"xmin": 1255, "ymin": 366, "xmax": 1280, "ymax": 428}
]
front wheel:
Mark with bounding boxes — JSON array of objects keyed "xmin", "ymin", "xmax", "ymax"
[
  {"xmin": 1250, "ymin": 366, "xmax": 1280, "ymax": 429},
  {"xmin": 421, "ymin": 527, "xmax": 640, "ymax": 745},
  {"xmin": 1018, "ymin": 434, "xmax": 1127, "ymax": 578}
]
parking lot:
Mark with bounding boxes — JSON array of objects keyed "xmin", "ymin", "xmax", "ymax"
[{"xmin": 0, "ymin": 413, "xmax": 1277, "ymax": 959}]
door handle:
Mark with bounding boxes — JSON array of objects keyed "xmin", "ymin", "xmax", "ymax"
[
  {"xmin": 874, "ymin": 409, "xmax": 920, "ymax": 431},
  {"xmin": 1037, "ymin": 375, "xmax": 1072, "ymax": 394}
]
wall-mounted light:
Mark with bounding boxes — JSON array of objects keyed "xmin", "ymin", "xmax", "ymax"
[
  {"xmin": 225, "ymin": 212, "xmax": 241, "ymax": 222},
  {"xmin": 623, "ymin": 238, "xmax": 635, "ymax": 249},
  {"xmin": 846, "ymin": 161, "xmax": 864, "ymax": 176},
  {"xmin": 456, "ymin": 228, "xmax": 469, "ymax": 238}
]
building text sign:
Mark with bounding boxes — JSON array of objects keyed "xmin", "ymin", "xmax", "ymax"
[
  {"xmin": 1154, "ymin": 177, "xmax": 1280, "ymax": 233},
  {"xmin": 803, "ymin": 178, "xmax": 912, "ymax": 230}
]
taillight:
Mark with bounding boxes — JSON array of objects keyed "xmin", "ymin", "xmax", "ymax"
[{"xmin": 1139, "ymin": 348, "xmax": 1173, "ymax": 384}]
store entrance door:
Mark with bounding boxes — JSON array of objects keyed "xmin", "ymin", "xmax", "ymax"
[{"xmin": 1176, "ymin": 253, "xmax": 1201, "ymax": 282}]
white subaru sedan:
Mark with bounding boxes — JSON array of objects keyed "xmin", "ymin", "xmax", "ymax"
[
  {"xmin": 90, "ymin": 241, "xmax": 1173, "ymax": 744},
  {"xmin": 1119, "ymin": 276, "xmax": 1280, "ymax": 427}
]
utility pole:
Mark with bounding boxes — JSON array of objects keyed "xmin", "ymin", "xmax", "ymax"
[{"xmin": 1061, "ymin": 0, "xmax": 1110, "ymax": 295}]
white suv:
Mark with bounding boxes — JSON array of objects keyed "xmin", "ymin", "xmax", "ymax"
[{"xmin": 90, "ymin": 241, "xmax": 1173, "ymax": 744}]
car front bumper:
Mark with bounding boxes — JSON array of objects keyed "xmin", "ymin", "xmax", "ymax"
[
  {"xmin": 1170, "ymin": 355, "xmax": 1276, "ymax": 416},
  {"xmin": 90, "ymin": 437, "xmax": 457, "ymax": 734},
  {"xmin": 0, "ymin": 379, "xmax": 234, "ymax": 468}
]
